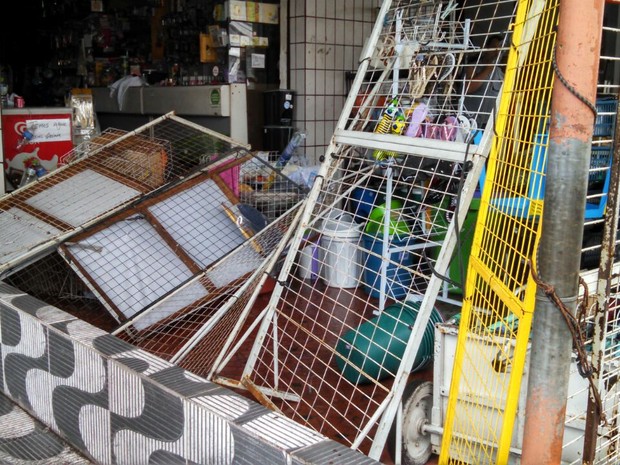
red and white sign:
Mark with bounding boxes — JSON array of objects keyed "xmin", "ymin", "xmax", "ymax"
[{"xmin": 2, "ymin": 108, "xmax": 73, "ymax": 174}]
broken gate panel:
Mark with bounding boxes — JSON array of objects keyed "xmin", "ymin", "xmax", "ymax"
[
  {"xmin": 2, "ymin": 113, "xmax": 307, "ymax": 368},
  {"xmin": 57, "ymin": 173, "xmax": 259, "ymax": 331},
  {"xmin": 0, "ymin": 113, "xmax": 251, "ymax": 279}
]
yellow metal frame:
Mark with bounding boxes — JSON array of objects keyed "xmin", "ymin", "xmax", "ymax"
[{"xmin": 439, "ymin": 0, "xmax": 559, "ymax": 463}]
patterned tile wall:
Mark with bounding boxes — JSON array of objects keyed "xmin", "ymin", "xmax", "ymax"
[{"xmin": 289, "ymin": 0, "xmax": 381, "ymax": 162}]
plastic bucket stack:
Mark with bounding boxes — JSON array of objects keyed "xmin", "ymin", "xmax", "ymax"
[
  {"xmin": 362, "ymin": 200, "xmax": 413, "ymax": 299},
  {"xmin": 335, "ymin": 299, "xmax": 443, "ymax": 384},
  {"xmin": 319, "ymin": 210, "xmax": 362, "ymax": 288}
]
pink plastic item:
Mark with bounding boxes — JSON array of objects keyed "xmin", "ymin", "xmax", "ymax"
[{"xmin": 404, "ymin": 102, "xmax": 428, "ymax": 138}]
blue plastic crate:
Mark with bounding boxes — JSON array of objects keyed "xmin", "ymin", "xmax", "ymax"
[
  {"xmin": 590, "ymin": 145, "xmax": 612, "ymax": 183},
  {"xmin": 594, "ymin": 97, "xmax": 618, "ymax": 137}
]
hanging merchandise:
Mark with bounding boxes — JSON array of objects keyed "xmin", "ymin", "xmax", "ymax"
[
  {"xmin": 372, "ymin": 99, "xmax": 404, "ymax": 160},
  {"xmin": 404, "ymin": 101, "xmax": 429, "ymax": 137}
]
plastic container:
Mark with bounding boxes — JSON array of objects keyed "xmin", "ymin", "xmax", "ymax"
[
  {"xmin": 298, "ymin": 241, "xmax": 319, "ymax": 280},
  {"xmin": 365, "ymin": 200, "xmax": 409, "ymax": 236},
  {"xmin": 350, "ymin": 186, "xmax": 383, "ymax": 223},
  {"xmin": 274, "ymin": 131, "xmax": 306, "ymax": 169},
  {"xmin": 362, "ymin": 232, "xmax": 413, "ymax": 299},
  {"xmin": 335, "ymin": 299, "xmax": 444, "ymax": 384},
  {"xmin": 447, "ymin": 197, "xmax": 480, "ymax": 295},
  {"xmin": 319, "ymin": 210, "xmax": 362, "ymax": 288},
  {"xmin": 423, "ymin": 196, "xmax": 480, "ymax": 294},
  {"xmin": 594, "ymin": 97, "xmax": 618, "ymax": 137}
]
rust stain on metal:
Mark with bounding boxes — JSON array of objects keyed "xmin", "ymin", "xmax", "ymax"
[
  {"xmin": 215, "ymin": 377, "xmax": 243, "ymax": 389},
  {"xmin": 551, "ymin": 110, "xmax": 596, "ymax": 139},
  {"xmin": 241, "ymin": 375, "xmax": 284, "ymax": 414},
  {"xmin": 522, "ymin": 389, "xmax": 567, "ymax": 464}
]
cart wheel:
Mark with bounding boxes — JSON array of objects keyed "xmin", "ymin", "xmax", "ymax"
[{"xmin": 388, "ymin": 379, "xmax": 433, "ymax": 465}]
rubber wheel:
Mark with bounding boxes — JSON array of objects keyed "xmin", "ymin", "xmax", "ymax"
[{"xmin": 388, "ymin": 379, "xmax": 434, "ymax": 465}]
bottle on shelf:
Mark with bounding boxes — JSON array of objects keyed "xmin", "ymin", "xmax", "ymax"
[{"xmin": 19, "ymin": 168, "xmax": 38, "ymax": 188}]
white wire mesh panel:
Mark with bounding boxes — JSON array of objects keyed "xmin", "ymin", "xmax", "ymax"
[
  {"xmin": 0, "ymin": 114, "xmax": 254, "ymax": 278},
  {"xmin": 216, "ymin": 146, "xmax": 484, "ymax": 458},
  {"xmin": 2, "ymin": 113, "xmax": 307, "ymax": 378},
  {"xmin": 590, "ymin": 276, "xmax": 620, "ymax": 464},
  {"xmin": 4, "ymin": 0, "xmax": 576, "ymax": 462},
  {"xmin": 570, "ymin": 15, "xmax": 620, "ymax": 464},
  {"xmin": 205, "ymin": 0, "xmax": 517, "ymax": 460},
  {"xmin": 26, "ymin": 169, "xmax": 141, "ymax": 226},
  {"xmin": 348, "ymin": 0, "xmax": 513, "ymax": 140},
  {"xmin": 55, "ymin": 172, "xmax": 265, "ymax": 331}
]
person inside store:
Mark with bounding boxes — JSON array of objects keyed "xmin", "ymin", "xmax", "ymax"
[{"xmin": 462, "ymin": 34, "xmax": 506, "ymax": 130}]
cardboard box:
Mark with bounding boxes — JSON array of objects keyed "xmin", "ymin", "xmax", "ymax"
[
  {"xmin": 226, "ymin": 1, "xmax": 279, "ymax": 24},
  {"xmin": 246, "ymin": 1, "xmax": 259, "ymax": 22},
  {"xmin": 200, "ymin": 33, "xmax": 219, "ymax": 63},
  {"xmin": 259, "ymin": 3, "xmax": 279, "ymax": 24},
  {"xmin": 227, "ymin": 0, "xmax": 246, "ymax": 21}
]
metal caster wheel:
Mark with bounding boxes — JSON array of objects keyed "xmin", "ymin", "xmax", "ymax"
[{"xmin": 389, "ymin": 380, "xmax": 433, "ymax": 465}]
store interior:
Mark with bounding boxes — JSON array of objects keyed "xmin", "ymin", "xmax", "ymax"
[{"xmin": 1, "ymin": 1, "xmax": 620, "ymax": 464}]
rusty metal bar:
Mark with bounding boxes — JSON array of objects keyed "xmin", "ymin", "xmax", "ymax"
[{"xmin": 582, "ymin": 92, "xmax": 620, "ymax": 463}]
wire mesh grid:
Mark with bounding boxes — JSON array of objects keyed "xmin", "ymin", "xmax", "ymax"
[
  {"xmin": 436, "ymin": 5, "xmax": 620, "ymax": 465},
  {"xmin": 237, "ymin": 150, "xmax": 307, "ymax": 222},
  {"xmin": 0, "ymin": 113, "xmax": 253, "ymax": 277},
  {"xmin": 201, "ymin": 0, "xmax": 517, "ymax": 460},
  {"xmin": 578, "ymin": 19, "xmax": 620, "ymax": 461},
  {"xmin": 555, "ymin": 262, "xmax": 620, "ymax": 465},
  {"xmin": 348, "ymin": 0, "xmax": 515, "ymax": 142},
  {"xmin": 581, "ymin": 96, "xmax": 619, "ymax": 270},
  {"xmin": 0, "ymin": 2, "xmax": 615, "ymax": 464},
  {"xmin": 580, "ymin": 16, "xmax": 620, "ymax": 270},
  {"xmin": 215, "ymin": 149, "xmax": 464, "ymax": 451},
  {"xmin": 110, "ymin": 203, "xmax": 301, "ymax": 369},
  {"xmin": 589, "ymin": 276, "xmax": 620, "ymax": 465},
  {"xmin": 2, "ymin": 113, "xmax": 307, "ymax": 374}
]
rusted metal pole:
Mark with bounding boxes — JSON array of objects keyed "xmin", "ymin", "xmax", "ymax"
[
  {"xmin": 520, "ymin": 1, "xmax": 605, "ymax": 464},
  {"xmin": 582, "ymin": 92, "xmax": 620, "ymax": 464}
]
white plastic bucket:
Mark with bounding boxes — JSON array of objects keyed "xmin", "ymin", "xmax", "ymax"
[{"xmin": 319, "ymin": 210, "xmax": 362, "ymax": 288}]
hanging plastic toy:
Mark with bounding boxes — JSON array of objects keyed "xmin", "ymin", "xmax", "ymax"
[{"xmin": 372, "ymin": 99, "xmax": 403, "ymax": 160}]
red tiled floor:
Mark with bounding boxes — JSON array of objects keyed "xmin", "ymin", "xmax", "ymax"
[{"xmin": 211, "ymin": 280, "xmax": 454, "ymax": 465}]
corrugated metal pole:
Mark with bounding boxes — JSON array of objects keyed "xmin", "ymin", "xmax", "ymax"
[{"xmin": 521, "ymin": 1, "xmax": 605, "ymax": 464}]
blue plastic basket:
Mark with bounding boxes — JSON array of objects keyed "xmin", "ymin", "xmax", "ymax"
[
  {"xmin": 589, "ymin": 145, "xmax": 612, "ymax": 184},
  {"xmin": 594, "ymin": 97, "xmax": 618, "ymax": 137}
]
